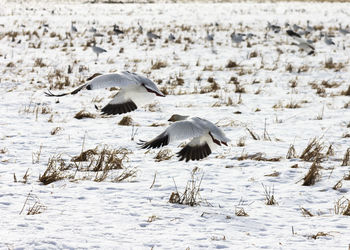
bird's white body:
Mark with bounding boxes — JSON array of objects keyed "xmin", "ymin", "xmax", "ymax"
[
  {"xmin": 91, "ymin": 44, "xmax": 107, "ymax": 59},
  {"xmin": 231, "ymin": 32, "xmax": 244, "ymax": 46}
]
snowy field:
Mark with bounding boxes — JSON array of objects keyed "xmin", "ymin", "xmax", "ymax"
[{"xmin": 1, "ymin": 1, "xmax": 350, "ymax": 249}]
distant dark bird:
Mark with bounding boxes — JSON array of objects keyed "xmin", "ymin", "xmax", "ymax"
[
  {"xmin": 140, "ymin": 115, "xmax": 230, "ymax": 162},
  {"xmin": 113, "ymin": 24, "xmax": 124, "ymax": 35},
  {"xmin": 137, "ymin": 22, "xmax": 143, "ymax": 34},
  {"xmin": 147, "ymin": 31, "xmax": 161, "ymax": 40},
  {"xmin": 71, "ymin": 21, "xmax": 77, "ymax": 33},
  {"xmin": 324, "ymin": 36, "xmax": 335, "ymax": 45},
  {"xmin": 206, "ymin": 31, "xmax": 214, "ymax": 42},
  {"xmin": 168, "ymin": 33, "xmax": 176, "ymax": 42},
  {"xmin": 45, "ymin": 71, "xmax": 165, "ymax": 115},
  {"xmin": 267, "ymin": 22, "xmax": 281, "ymax": 33}
]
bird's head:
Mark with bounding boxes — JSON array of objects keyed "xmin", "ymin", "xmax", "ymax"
[{"xmin": 168, "ymin": 114, "xmax": 189, "ymax": 122}]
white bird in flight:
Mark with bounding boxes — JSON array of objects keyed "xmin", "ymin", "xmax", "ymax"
[
  {"xmin": 286, "ymin": 29, "xmax": 315, "ymax": 55},
  {"xmin": 45, "ymin": 71, "xmax": 165, "ymax": 115},
  {"xmin": 140, "ymin": 114, "xmax": 230, "ymax": 162}
]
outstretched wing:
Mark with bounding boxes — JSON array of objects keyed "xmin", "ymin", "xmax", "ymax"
[
  {"xmin": 87, "ymin": 72, "xmax": 139, "ymax": 90},
  {"xmin": 123, "ymin": 72, "xmax": 165, "ymax": 97},
  {"xmin": 44, "ymin": 73, "xmax": 102, "ymax": 97},
  {"xmin": 141, "ymin": 120, "xmax": 205, "ymax": 149},
  {"xmin": 44, "ymin": 83, "xmax": 87, "ymax": 97}
]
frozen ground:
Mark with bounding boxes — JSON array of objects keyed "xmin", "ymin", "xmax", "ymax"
[{"xmin": 1, "ymin": 1, "xmax": 350, "ymax": 249}]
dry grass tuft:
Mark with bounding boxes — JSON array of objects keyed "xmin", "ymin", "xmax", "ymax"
[
  {"xmin": 169, "ymin": 167, "xmax": 204, "ymax": 206},
  {"xmin": 324, "ymin": 58, "xmax": 345, "ymax": 71},
  {"xmin": 88, "ymin": 146, "xmax": 128, "ymax": 172},
  {"xmin": 0, "ymin": 148, "xmax": 7, "ymax": 154},
  {"xmin": 238, "ymin": 152, "xmax": 281, "ymax": 162},
  {"xmin": 249, "ymin": 50, "xmax": 258, "ymax": 58},
  {"xmin": 151, "ymin": 60, "xmax": 167, "ymax": 70},
  {"xmin": 200, "ymin": 79, "xmax": 220, "ymax": 94},
  {"xmin": 40, "ymin": 146, "xmax": 132, "ymax": 183},
  {"xmin": 34, "ymin": 58, "xmax": 46, "ymax": 67},
  {"xmin": 39, "ymin": 155, "xmax": 67, "ymax": 185},
  {"xmin": 341, "ymin": 148, "xmax": 350, "ymax": 166},
  {"xmin": 226, "ymin": 60, "xmax": 238, "ymax": 68},
  {"xmin": 334, "ymin": 197, "xmax": 350, "ymax": 216},
  {"xmin": 286, "ymin": 144, "xmax": 297, "ymax": 159},
  {"xmin": 112, "ymin": 167, "xmax": 138, "ymax": 182},
  {"xmin": 262, "ymin": 183, "xmax": 278, "ymax": 205},
  {"xmin": 235, "ymin": 207, "xmax": 249, "ymax": 216},
  {"xmin": 74, "ymin": 110, "xmax": 96, "ymax": 119},
  {"xmin": 50, "ymin": 127, "xmax": 63, "ymax": 135},
  {"xmin": 118, "ymin": 116, "xmax": 133, "ymax": 126},
  {"xmin": 341, "ymin": 85, "xmax": 350, "ymax": 96},
  {"xmin": 236, "ymin": 137, "xmax": 246, "ymax": 147},
  {"xmin": 302, "ymin": 161, "xmax": 321, "ymax": 186},
  {"xmin": 154, "ymin": 149, "xmax": 173, "ymax": 162},
  {"xmin": 285, "ymin": 63, "xmax": 293, "ymax": 73},
  {"xmin": 309, "ymin": 232, "xmax": 332, "ymax": 240},
  {"xmin": 71, "ymin": 148, "xmax": 98, "ymax": 162},
  {"xmin": 300, "ymin": 138, "xmax": 325, "ymax": 162},
  {"xmin": 20, "ymin": 192, "xmax": 46, "ymax": 215},
  {"xmin": 6, "ymin": 62, "xmax": 15, "ymax": 67}
]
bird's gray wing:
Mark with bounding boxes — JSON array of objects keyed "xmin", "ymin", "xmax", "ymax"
[
  {"xmin": 141, "ymin": 120, "xmax": 205, "ymax": 149},
  {"xmin": 87, "ymin": 73, "xmax": 139, "ymax": 90}
]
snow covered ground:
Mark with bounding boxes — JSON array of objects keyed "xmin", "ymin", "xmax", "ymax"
[{"xmin": 1, "ymin": 1, "xmax": 350, "ymax": 249}]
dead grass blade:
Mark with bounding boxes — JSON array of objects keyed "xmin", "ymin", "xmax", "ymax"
[
  {"xmin": 246, "ymin": 127, "xmax": 260, "ymax": 140},
  {"xmin": 300, "ymin": 207, "xmax": 314, "ymax": 217}
]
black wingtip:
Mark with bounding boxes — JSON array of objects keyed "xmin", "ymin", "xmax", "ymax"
[
  {"xmin": 101, "ymin": 100, "xmax": 137, "ymax": 115},
  {"xmin": 286, "ymin": 29, "xmax": 301, "ymax": 38},
  {"xmin": 44, "ymin": 90, "xmax": 68, "ymax": 97},
  {"xmin": 141, "ymin": 134, "xmax": 169, "ymax": 149},
  {"xmin": 177, "ymin": 143, "xmax": 212, "ymax": 162},
  {"xmin": 308, "ymin": 50, "xmax": 315, "ymax": 55}
]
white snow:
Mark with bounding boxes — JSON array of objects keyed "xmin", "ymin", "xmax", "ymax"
[{"xmin": 0, "ymin": 1, "xmax": 350, "ymax": 249}]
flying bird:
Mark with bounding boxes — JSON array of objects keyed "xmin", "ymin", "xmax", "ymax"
[
  {"xmin": 45, "ymin": 71, "xmax": 165, "ymax": 115},
  {"xmin": 140, "ymin": 115, "xmax": 230, "ymax": 162},
  {"xmin": 286, "ymin": 29, "xmax": 315, "ymax": 55}
]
